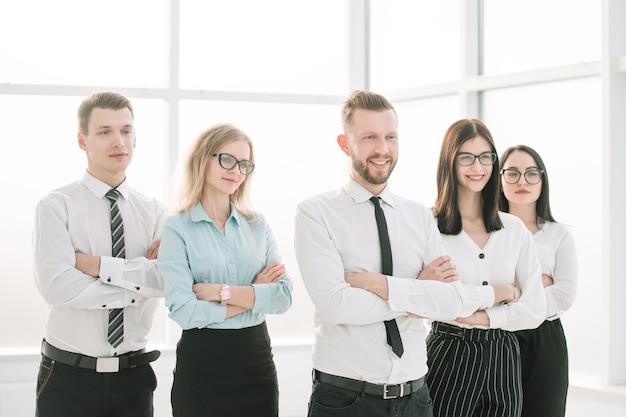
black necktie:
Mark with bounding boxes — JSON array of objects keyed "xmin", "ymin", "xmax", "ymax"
[
  {"xmin": 370, "ymin": 196, "xmax": 404, "ymax": 357},
  {"xmin": 105, "ymin": 189, "xmax": 125, "ymax": 348}
]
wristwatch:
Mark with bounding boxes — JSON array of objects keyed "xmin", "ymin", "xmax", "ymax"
[{"xmin": 219, "ymin": 284, "xmax": 231, "ymax": 306}]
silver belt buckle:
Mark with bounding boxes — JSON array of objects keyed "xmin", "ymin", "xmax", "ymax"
[
  {"xmin": 96, "ymin": 357, "xmax": 120, "ymax": 373},
  {"xmin": 383, "ymin": 383, "xmax": 404, "ymax": 399}
]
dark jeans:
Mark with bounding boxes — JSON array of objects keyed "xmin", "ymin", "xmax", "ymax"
[
  {"xmin": 36, "ymin": 355, "xmax": 157, "ymax": 417},
  {"xmin": 308, "ymin": 379, "xmax": 433, "ymax": 417}
]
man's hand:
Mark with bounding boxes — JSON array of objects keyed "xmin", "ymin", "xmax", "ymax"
[
  {"xmin": 345, "ymin": 272, "xmax": 388, "ymax": 300},
  {"xmin": 75, "ymin": 252, "xmax": 101, "ymax": 278},
  {"xmin": 146, "ymin": 239, "xmax": 161, "ymax": 260},
  {"xmin": 417, "ymin": 256, "xmax": 459, "ymax": 282}
]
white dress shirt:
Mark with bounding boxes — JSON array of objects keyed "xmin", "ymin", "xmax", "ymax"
[
  {"xmin": 294, "ymin": 178, "xmax": 495, "ymax": 384},
  {"xmin": 33, "ymin": 171, "xmax": 167, "ymax": 357},
  {"xmin": 438, "ymin": 212, "xmax": 546, "ymax": 331},
  {"xmin": 535, "ymin": 221, "xmax": 578, "ymax": 320}
]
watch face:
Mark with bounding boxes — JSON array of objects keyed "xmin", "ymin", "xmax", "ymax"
[{"xmin": 222, "ymin": 287, "xmax": 231, "ymax": 298}]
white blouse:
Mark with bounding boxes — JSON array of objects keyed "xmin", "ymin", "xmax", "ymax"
[
  {"xmin": 534, "ymin": 221, "xmax": 578, "ymax": 320},
  {"xmin": 439, "ymin": 212, "xmax": 546, "ymax": 331}
]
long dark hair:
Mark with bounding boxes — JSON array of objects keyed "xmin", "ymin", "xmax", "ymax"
[
  {"xmin": 435, "ymin": 119, "xmax": 503, "ymax": 235},
  {"xmin": 499, "ymin": 145, "xmax": 556, "ymax": 226}
]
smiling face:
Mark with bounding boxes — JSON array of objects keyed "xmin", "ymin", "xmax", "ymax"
[
  {"xmin": 78, "ymin": 107, "xmax": 135, "ymax": 186},
  {"xmin": 337, "ymin": 108, "xmax": 398, "ymax": 195},
  {"xmin": 500, "ymin": 150, "xmax": 542, "ymax": 208},
  {"xmin": 455, "ymin": 135, "xmax": 493, "ymax": 195},
  {"xmin": 204, "ymin": 139, "xmax": 251, "ymax": 198}
]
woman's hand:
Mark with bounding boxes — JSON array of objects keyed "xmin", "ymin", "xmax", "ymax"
[
  {"xmin": 542, "ymin": 274, "xmax": 554, "ymax": 288},
  {"xmin": 493, "ymin": 283, "xmax": 522, "ymax": 304},
  {"xmin": 455, "ymin": 310, "xmax": 490, "ymax": 326},
  {"xmin": 253, "ymin": 261, "xmax": 286, "ymax": 284},
  {"xmin": 192, "ymin": 283, "xmax": 221, "ymax": 301}
]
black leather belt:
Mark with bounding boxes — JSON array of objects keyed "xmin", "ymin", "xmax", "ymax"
[
  {"xmin": 41, "ymin": 340, "xmax": 160, "ymax": 373},
  {"xmin": 314, "ymin": 370, "xmax": 425, "ymax": 399}
]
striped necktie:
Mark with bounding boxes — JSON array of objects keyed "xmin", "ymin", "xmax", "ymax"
[
  {"xmin": 105, "ymin": 189, "xmax": 125, "ymax": 348},
  {"xmin": 370, "ymin": 196, "xmax": 404, "ymax": 357}
]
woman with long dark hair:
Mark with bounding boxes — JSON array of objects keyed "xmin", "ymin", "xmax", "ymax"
[
  {"xmin": 500, "ymin": 145, "xmax": 578, "ymax": 417},
  {"xmin": 426, "ymin": 119, "xmax": 546, "ymax": 417}
]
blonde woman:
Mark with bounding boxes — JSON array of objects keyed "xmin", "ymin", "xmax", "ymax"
[{"xmin": 158, "ymin": 124, "xmax": 293, "ymax": 417}]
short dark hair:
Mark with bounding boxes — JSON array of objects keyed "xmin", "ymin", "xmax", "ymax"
[
  {"xmin": 499, "ymin": 144, "xmax": 556, "ymax": 225},
  {"xmin": 77, "ymin": 92, "xmax": 134, "ymax": 135},
  {"xmin": 435, "ymin": 119, "xmax": 503, "ymax": 235},
  {"xmin": 341, "ymin": 90, "xmax": 397, "ymax": 133}
]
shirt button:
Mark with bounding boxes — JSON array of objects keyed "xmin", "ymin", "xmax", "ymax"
[
  {"xmin": 479, "ymin": 253, "xmax": 485, "ymax": 259},
  {"xmin": 102, "ymin": 305, "xmax": 106, "ymax": 308},
  {"xmin": 482, "ymin": 281, "xmax": 488, "ymax": 286},
  {"xmin": 131, "ymin": 299, "xmax": 135, "ymax": 303},
  {"xmin": 107, "ymin": 278, "xmax": 111, "ymax": 282}
]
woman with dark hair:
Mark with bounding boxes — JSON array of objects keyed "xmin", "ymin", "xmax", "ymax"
[
  {"xmin": 500, "ymin": 145, "xmax": 578, "ymax": 417},
  {"xmin": 158, "ymin": 123, "xmax": 293, "ymax": 417},
  {"xmin": 426, "ymin": 119, "xmax": 546, "ymax": 417}
]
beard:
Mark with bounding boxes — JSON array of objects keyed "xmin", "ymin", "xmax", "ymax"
[{"xmin": 351, "ymin": 153, "xmax": 396, "ymax": 185}]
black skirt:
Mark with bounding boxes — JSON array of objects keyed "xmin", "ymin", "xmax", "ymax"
[{"xmin": 171, "ymin": 322, "xmax": 278, "ymax": 417}]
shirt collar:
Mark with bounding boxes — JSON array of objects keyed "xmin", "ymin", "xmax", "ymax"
[
  {"xmin": 189, "ymin": 201, "xmax": 241, "ymax": 226},
  {"xmin": 343, "ymin": 176, "xmax": 395, "ymax": 208},
  {"xmin": 81, "ymin": 171, "xmax": 129, "ymax": 200}
]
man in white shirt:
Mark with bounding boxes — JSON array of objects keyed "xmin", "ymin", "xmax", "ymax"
[
  {"xmin": 33, "ymin": 92, "xmax": 167, "ymax": 417},
  {"xmin": 294, "ymin": 90, "xmax": 517, "ymax": 417}
]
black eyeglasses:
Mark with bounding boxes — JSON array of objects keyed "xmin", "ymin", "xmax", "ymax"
[
  {"xmin": 456, "ymin": 152, "xmax": 497, "ymax": 166},
  {"xmin": 213, "ymin": 153, "xmax": 255, "ymax": 175},
  {"xmin": 501, "ymin": 168, "xmax": 543, "ymax": 184}
]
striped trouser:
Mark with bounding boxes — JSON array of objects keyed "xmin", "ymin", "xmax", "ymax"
[{"xmin": 426, "ymin": 322, "xmax": 522, "ymax": 417}]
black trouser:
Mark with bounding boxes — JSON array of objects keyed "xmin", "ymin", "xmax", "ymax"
[
  {"xmin": 308, "ymin": 377, "xmax": 433, "ymax": 417},
  {"xmin": 426, "ymin": 322, "xmax": 522, "ymax": 417},
  {"xmin": 516, "ymin": 319, "xmax": 569, "ymax": 417},
  {"xmin": 36, "ymin": 355, "xmax": 157, "ymax": 417},
  {"xmin": 171, "ymin": 322, "xmax": 278, "ymax": 417}
]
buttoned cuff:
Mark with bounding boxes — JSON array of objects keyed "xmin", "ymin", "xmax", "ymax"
[{"xmin": 99, "ymin": 256, "xmax": 124, "ymax": 286}]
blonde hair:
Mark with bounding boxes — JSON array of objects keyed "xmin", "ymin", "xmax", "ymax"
[{"xmin": 173, "ymin": 123, "xmax": 257, "ymax": 221}]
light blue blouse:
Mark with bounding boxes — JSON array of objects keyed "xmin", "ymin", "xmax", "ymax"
[{"xmin": 158, "ymin": 201, "xmax": 293, "ymax": 330}]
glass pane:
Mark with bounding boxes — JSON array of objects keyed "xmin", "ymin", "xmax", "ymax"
[
  {"xmin": 0, "ymin": 95, "xmax": 167, "ymax": 349},
  {"xmin": 0, "ymin": 0, "xmax": 168, "ymax": 87},
  {"xmin": 179, "ymin": 0, "xmax": 350, "ymax": 95},
  {"xmin": 392, "ymin": 95, "xmax": 460, "ymax": 206},
  {"xmin": 483, "ymin": 77, "xmax": 602, "ymax": 378},
  {"xmin": 177, "ymin": 100, "xmax": 345, "ymax": 339},
  {"xmin": 483, "ymin": 0, "xmax": 601, "ymax": 75},
  {"xmin": 370, "ymin": 0, "xmax": 460, "ymax": 91}
]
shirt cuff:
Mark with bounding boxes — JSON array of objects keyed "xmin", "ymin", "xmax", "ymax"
[
  {"xmin": 250, "ymin": 284, "xmax": 266, "ymax": 313},
  {"xmin": 386, "ymin": 276, "xmax": 410, "ymax": 312},
  {"xmin": 485, "ymin": 304, "xmax": 508, "ymax": 329},
  {"xmin": 99, "ymin": 256, "xmax": 124, "ymax": 286}
]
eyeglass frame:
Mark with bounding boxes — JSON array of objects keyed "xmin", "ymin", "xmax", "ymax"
[
  {"xmin": 500, "ymin": 168, "xmax": 544, "ymax": 184},
  {"xmin": 455, "ymin": 151, "xmax": 498, "ymax": 166},
  {"xmin": 212, "ymin": 153, "xmax": 255, "ymax": 175}
]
